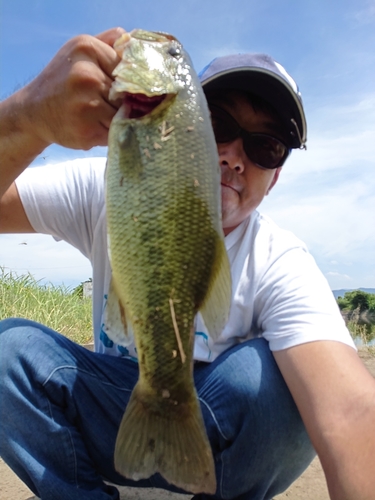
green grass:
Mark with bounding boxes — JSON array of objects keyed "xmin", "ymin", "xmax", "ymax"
[
  {"xmin": 347, "ymin": 320, "xmax": 375, "ymax": 347},
  {"xmin": 0, "ymin": 268, "xmax": 93, "ymax": 345},
  {"xmin": 1, "ymin": 267, "xmax": 374, "ymax": 348}
]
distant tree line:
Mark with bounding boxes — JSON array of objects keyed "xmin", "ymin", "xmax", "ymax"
[{"xmin": 337, "ymin": 290, "xmax": 375, "ymax": 313}]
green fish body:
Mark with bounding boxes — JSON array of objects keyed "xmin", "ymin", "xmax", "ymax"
[{"xmin": 105, "ymin": 30, "xmax": 231, "ymax": 494}]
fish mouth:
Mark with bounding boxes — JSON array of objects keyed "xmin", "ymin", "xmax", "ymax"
[{"xmin": 123, "ymin": 92, "xmax": 167, "ymax": 118}]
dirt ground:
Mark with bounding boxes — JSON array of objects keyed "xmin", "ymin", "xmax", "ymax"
[{"xmin": 1, "ymin": 348, "xmax": 374, "ymax": 500}]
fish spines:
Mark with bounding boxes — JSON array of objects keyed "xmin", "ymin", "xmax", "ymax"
[{"xmin": 114, "ymin": 382, "xmax": 216, "ymax": 494}]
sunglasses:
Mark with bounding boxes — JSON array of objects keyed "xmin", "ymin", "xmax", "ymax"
[{"xmin": 209, "ymin": 104, "xmax": 291, "ymax": 169}]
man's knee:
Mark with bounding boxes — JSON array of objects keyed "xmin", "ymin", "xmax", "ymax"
[
  {"xmin": 0, "ymin": 317, "xmax": 33, "ymax": 334},
  {"xmin": 0, "ymin": 318, "xmax": 56, "ymax": 374}
]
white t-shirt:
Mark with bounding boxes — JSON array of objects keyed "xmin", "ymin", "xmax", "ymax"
[{"xmin": 16, "ymin": 158, "xmax": 355, "ymax": 361}]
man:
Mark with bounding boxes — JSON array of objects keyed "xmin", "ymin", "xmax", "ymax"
[{"xmin": 0, "ymin": 27, "xmax": 374, "ymax": 500}]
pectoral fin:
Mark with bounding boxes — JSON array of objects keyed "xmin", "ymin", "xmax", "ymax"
[
  {"xmin": 104, "ymin": 277, "xmax": 134, "ymax": 346},
  {"xmin": 199, "ymin": 238, "xmax": 232, "ymax": 339}
]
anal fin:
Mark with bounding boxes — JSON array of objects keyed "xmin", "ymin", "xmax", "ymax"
[{"xmin": 200, "ymin": 237, "xmax": 232, "ymax": 339}]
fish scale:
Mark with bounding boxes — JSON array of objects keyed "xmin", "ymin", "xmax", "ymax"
[{"xmin": 105, "ymin": 29, "xmax": 231, "ymax": 494}]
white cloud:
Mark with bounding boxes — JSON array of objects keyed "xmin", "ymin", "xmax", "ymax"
[
  {"xmin": 0, "ymin": 233, "xmax": 92, "ymax": 288},
  {"xmin": 261, "ymin": 91, "xmax": 375, "ymax": 290},
  {"xmin": 280, "ymin": 93, "xmax": 375, "ymax": 179},
  {"xmin": 353, "ymin": 1, "xmax": 375, "ymax": 25},
  {"xmin": 267, "ymin": 176, "xmax": 374, "ymax": 254},
  {"xmin": 324, "ymin": 271, "xmax": 353, "ymax": 291},
  {"xmin": 30, "ymin": 145, "xmax": 108, "ymax": 168},
  {"xmin": 326, "ymin": 271, "xmax": 351, "ymax": 279}
]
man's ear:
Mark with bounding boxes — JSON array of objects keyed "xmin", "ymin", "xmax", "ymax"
[{"xmin": 266, "ymin": 167, "xmax": 282, "ymax": 195}]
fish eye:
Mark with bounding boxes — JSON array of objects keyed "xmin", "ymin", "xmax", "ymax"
[{"xmin": 168, "ymin": 46, "xmax": 181, "ymax": 58}]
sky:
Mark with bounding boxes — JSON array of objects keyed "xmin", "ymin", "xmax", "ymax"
[{"xmin": 1, "ymin": 0, "xmax": 374, "ymax": 290}]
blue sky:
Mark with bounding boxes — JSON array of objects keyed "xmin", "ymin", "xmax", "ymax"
[{"xmin": 1, "ymin": 0, "xmax": 374, "ymax": 290}]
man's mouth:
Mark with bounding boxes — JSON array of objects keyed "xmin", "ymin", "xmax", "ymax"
[{"xmin": 221, "ymin": 181, "xmax": 238, "ymax": 193}]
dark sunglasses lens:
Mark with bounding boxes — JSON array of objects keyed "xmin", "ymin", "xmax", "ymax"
[
  {"xmin": 209, "ymin": 105, "xmax": 289, "ymax": 169},
  {"xmin": 244, "ymin": 135, "xmax": 288, "ymax": 169},
  {"xmin": 210, "ymin": 107, "xmax": 239, "ymax": 143}
]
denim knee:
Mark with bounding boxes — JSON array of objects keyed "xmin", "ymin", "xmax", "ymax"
[
  {"xmin": 0, "ymin": 318, "xmax": 53, "ymax": 370},
  {"xmin": 0, "ymin": 318, "xmax": 31, "ymax": 371},
  {"xmin": 196, "ymin": 339, "xmax": 284, "ymax": 439},
  {"xmin": 194, "ymin": 339, "xmax": 315, "ymax": 499},
  {"xmin": 0, "ymin": 317, "xmax": 50, "ymax": 344},
  {"xmin": 0, "ymin": 317, "xmax": 32, "ymax": 334}
]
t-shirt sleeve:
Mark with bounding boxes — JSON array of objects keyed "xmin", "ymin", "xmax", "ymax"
[
  {"xmin": 254, "ymin": 244, "xmax": 355, "ymax": 351},
  {"xmin": 15, "ymin": 158, "xmax": 106, "ymax": 260}
]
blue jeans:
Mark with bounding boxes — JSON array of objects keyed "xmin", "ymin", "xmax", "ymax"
[{"xmin": 0, "ymin": 318, "xmax": 315, "ymax": 500}]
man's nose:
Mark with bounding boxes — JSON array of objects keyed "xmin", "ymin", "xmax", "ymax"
[{"xmin": 218, "ymin": 138, "xmax": 247, "ymax": 174}]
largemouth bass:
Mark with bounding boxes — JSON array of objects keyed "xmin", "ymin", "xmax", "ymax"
[{"xmin": 105, "ymin": 29, "xmax": 231, "ymax": 494}]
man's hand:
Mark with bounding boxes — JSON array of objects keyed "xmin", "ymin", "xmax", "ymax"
[
  {"xmin": 0, "ymin": 27, "xmax": 125, "ymax": 199},
  {"xmin": 20, "ymin": 27, "xmax": 125, "ymax": 150}
]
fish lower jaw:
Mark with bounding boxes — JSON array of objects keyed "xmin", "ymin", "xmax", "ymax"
[
  {"xmin": 114, "ymin": 92, "xmax": 177, "ymax": 120},
  {"xmin": 125, "ymin": 92, "xmax": 166, "ymax": 118}
]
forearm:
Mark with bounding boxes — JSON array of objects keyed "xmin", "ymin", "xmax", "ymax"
[
  {"xmin": 0, "ymin": 88, "xmax": 49, "ymax": 197},
  {"xmin": 317, "ymin": 390, "xmax": 375, "ymax": 500},
  {"xmin": 314, "ymin": 382, "xmax": 375, "ymax": 500},
  {"xmin": 274, "ymin": 341, "xmax": 375, "ymax": 500}
]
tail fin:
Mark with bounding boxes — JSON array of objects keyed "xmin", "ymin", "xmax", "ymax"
[{"xmin": 114, "ymin": 383, "xmax": 216, "ymax": 494}]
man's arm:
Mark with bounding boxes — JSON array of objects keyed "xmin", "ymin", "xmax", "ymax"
[
  {"xmin": 274, "ymin": 341, "xmax": 375, "ymax": 500},
  {"xmin": 0, "ymin": 183, "xmax": 34, "ymax": 233},
  {"xmin": 0, "ymin": 27, "xmax": 124, "ymax": 230}
]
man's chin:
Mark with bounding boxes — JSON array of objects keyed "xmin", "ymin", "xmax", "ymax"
[
  {"xmin": 221, "ymin": 184, "xmax": 238, "ymax": 205},
  {"xmin": 221, "ymin": 207, "xmax": 239, "ymax": 236}
]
